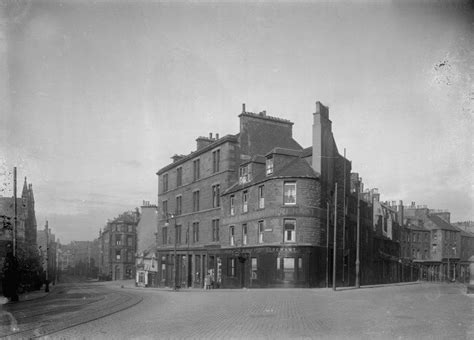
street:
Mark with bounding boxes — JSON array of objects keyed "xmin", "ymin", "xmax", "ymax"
[{"xmin": 2, "ymin": 281, "xmax": 471, "ymax": 339}]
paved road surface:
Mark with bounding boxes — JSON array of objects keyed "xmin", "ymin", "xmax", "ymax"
[
  {"xmin": 0, "ymin": 282, "xmax": 142, "ymax": 338},
  {"xmin": 54, "ymin": 281, "xmax": 473, "ymax": 340}
]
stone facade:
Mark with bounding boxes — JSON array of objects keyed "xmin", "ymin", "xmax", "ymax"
[
  {"xmin": 155, "ymin": 102, "xmax": 353, "ymax": 288},
  {"xmin": 99, "ymin": 210, "xmax": 139, "ymax": 280}
]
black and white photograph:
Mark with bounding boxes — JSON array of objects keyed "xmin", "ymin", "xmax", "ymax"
[{"xmin": 0, "ymin": 0, "xmax": 473, "ymax": 338}]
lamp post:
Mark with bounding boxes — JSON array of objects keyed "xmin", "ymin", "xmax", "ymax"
[
  {"xmin": 355, "ymin": 179, "xmax": 361, "ymax": 289},
  {"xmin": 326, "ymin": 200, "xmax": 330, "ymax": 288},
  {"xmin": 165, "ymin": 213, "xmax": 178, "ymax": 290}
]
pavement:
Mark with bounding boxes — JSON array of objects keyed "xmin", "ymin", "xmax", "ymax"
[{"xmin": 55, "ymin": 280, "xmax": 474, "ymax": 339}]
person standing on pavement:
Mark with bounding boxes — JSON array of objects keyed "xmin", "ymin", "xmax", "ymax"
[{"xmin": 204, "ymin": 272, "xmax": 211, "ymax": 290}]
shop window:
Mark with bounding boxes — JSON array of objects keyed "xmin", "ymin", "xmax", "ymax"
[
  {"xmin": 283, "ymin": 258, "xmax": 295, "ymax": 281},
  {"xmin": 228, "ymin": 258, "xmax": 236, "ymax": 277},
  {"xmin": 251, "ymin": 258, "xmax": 257, "ymax": 279}
]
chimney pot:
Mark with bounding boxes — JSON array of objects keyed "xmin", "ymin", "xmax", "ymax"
[{"xmin": 242, "ymin": 103, "xmax": 246, "ymax": 113}]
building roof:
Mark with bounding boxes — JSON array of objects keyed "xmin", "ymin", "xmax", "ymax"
[
  {"xmin": 223, "ymin": 156, "xmax": 318, "ymax": 195},
  {"xmin": 427, "ymin": 214, "xmax": 458, "ymax": 231},
  {"xmin": 406, "ymin": 223, "xmax": 429, "ymax": 232},
  {"xmin": 157, "ymin": 134, "xmax": 238, "ymax": 175},
  {"xmin": 451, "ymin": 224, "xmax": 474, "ymax": 238}
]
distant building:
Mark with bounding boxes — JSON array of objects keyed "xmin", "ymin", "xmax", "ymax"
[
  {"xmin": 60, "ymin": 240, "xmax": 100, "ymax": 278},
  {"xmin": 0, "ymin": 178, "xmax": 37, "ymax": 274},
  {"xmin": 37, "ymin": 221, "xmax": 58, "ymax": 284},
  {"xmin": 135, "ymin": 201, "xmax": 158, "ymax": 287},
  {"xmin": 99, "ymin": 210, "xmax": 140, "ymax": 280},
  {"xmin": 404, "ymin": 205, "xmax": 461, "ymax": 281}
]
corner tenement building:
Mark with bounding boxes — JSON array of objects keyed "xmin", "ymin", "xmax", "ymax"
[{"xmin": 156, "ymin": 102, "xmax": 352, "ymax": 288}]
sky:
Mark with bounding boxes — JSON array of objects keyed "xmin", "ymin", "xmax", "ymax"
[{"xmin": 0, "ymin": 0, "xmax": 472, "ymax": 244}]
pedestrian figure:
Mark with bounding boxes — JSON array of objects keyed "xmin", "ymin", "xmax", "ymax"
[{"xmin": 204, "ymin": 272, "xmax": 211, "ymax": 290}]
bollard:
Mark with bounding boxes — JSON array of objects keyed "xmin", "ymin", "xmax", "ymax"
[{"xmin": 467, "ymin": 255, "xmax": 474, "ymax": 294}]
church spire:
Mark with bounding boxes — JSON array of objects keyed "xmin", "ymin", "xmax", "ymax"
[{"xmin": 22, "ymin": 177, "xmax": 28, "ymax": 198}]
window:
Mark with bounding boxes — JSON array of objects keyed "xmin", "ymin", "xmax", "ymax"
[
  {"xmin": 228, "ymin": 258, "xmax": 236, "ymax": 277},
  {"xmin": 284, "ymin": 219, "xmax": 296, "ymax": 242},
  {"xmin": 242, "ymin": 191, "xmax": 248, "ymax": 213},
  {"xmin": 212, "ymin": 185, "xmax": 220, "ymax": 208},
  {"xmin": 266, "ymin": 156, "xmax": 274, "ymax": 175},
  {"xmin": 162, "ymin": 227, "xmax": 168, "ymax": 245},
  {"xmin": 192, "ymin": 222, "xmax": 199, "ymax": 243},
  {"xmin": 116, "ymin": 250, "xmax": 121, "ymax": 260},
  {"xmin": 193, "ymin": 159, "xmax": 200, "ymax": 181},
  {"xmin": 283, "ymin": 258, "xmax": 295, "ymax": 281},
  {"xmin": 127, "ymin": 236, "xmax": 133, "ymax": 246},
  {"xmin": 297, "ymin": 257, "xmax": 304, "ymax": 281},
  {"xmin": 251, "ymin": 258, "xmax": 257, "ymax": 279},
  {"xmin": 212, "ymin": 219, "xmax": 220, "ymax": 242},
  {"xmin": 128, "ymin": 251, "xmax": 133, "ymax": 262},
  {"xmin": 162, "ymin": 200, "xmax": 168, "ymax": 217},
  {"xmin": 258, "ymin": 221, "xmax": 264, "ymax": 244},
  {"xmin": 230, "ymin": 195, "xmax": 235, "ymax": 216},
  {"xmin": 176, "ymin": 225, "xmax": 182, "ymax": 244},
  {"xmin": 283, "ymin": 182, "xmax": 296, "ymax": 205},
  {"xmin": 212, "ymin": 150, "xmax": 220, "ymax": 173},
  {"xmin": 193, "ymin": 191, "xmax": 200, "ymax": 212},
  {"xmin": 229, "ymin": 226, "xmax": 235, "ymax": 246},
  {"xmin": 116, "ymin": 235, "xmax": 122, "ymax": 246},
  {"xmin": 258, "ymin": 185, "xmax": 264, "ymax": 209},
  {"xmin": 239, "ymin": 165, "xmax": 249, "ymax": 184},
  {"xmin": 128, "ymin": 225, "xmax": 133, "ymax": 232},
  {"xmin": 176, "ymin": 167, "xmax": 182, "ymax": 187},
  {"xmin": 242, "ymin": 224, "xmax": 248, "ymax": 245},
  {"xmin": 163, "ymin": 173, "xmax": 168, "ymax": 192},
  {"xmin": 176, "ymin": 196, "xmax": 182, "ymax": 215}
]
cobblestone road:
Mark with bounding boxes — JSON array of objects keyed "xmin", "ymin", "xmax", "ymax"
[{"xmin": 55, "ymin": 282, "xmax": 474, "ymax": 339}]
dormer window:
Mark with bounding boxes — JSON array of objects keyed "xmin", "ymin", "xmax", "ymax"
[
  {"xmin": 266, "ymin": 156, "xmax": 274, "ymax": 175},
  {"xmin": 239, "ymin": 165, "xmax": 250, "ymax": 184}
]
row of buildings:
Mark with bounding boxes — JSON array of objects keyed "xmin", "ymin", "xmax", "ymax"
[{"xmin": 96, "ymin": 101, "xmax": 473, "ymax": 289}]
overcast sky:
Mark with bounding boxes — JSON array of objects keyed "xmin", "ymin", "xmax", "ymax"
[{"xmin": 1, "ymin": 1, "xmax": 472, "ymax": 243}]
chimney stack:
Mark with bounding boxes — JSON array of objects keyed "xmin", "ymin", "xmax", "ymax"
[
  {"xmin": 209, "ymin": 133, "xmax": 213, "ymax": 139},
  {"xmin": 216, "ymin": 133, "xmax": 219, "ymax": 140}
]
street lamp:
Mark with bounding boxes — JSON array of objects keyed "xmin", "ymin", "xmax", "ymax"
[
  {"xmin": 355, "ymin": 180, "xmax": 361, "ymax": 289},
  {"xmin": 164, "ymin": 213, "xmax": 178, "ymax": 290}
]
